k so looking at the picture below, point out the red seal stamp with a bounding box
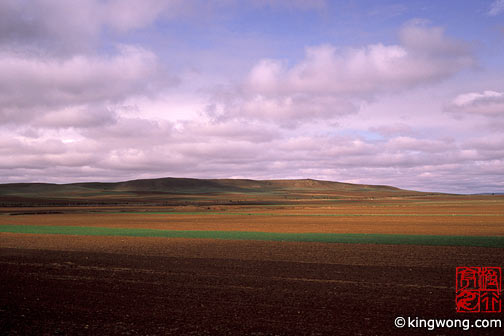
[456,266,501,313]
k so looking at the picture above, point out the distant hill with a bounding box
[0,177,431,206]
[474,193,504,195]
[1,177,403,194]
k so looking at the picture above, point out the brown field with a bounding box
[1,197,503,236]
[2,211,504,236]
[1,235,503,335]
[1,179,503,335]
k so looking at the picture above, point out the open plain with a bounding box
[4,1,504,334]
[1,178,503,335]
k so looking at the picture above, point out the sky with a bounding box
[0,0,503,193]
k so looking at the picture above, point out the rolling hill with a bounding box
[0,177,433,206]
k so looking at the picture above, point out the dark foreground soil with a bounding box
[1,238,503,335]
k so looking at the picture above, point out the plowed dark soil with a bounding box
[1,236,502,335]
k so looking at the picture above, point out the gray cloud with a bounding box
[0,0,324,55]
[0,1,177,130]
[0,45,174,128]
[0,0,182,53]
[0,0,101,53]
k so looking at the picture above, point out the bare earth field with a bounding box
[0,179,503,335]
[1,236,503,335]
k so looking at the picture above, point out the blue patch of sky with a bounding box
[406,0,504,67]
[100,0,503,75]
[333,129,385,142]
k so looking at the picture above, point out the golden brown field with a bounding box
[1,179,503,335]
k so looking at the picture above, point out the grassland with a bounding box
[1,177,503,335]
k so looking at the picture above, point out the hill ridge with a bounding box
[0,177,432,207]
[0,177,402,192]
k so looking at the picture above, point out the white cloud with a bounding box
[1,125,503,193]
[208,22,474,127]
[452,91,503,106]
[34,106,117,129]
[489,0,504,16]
[447,90,504,116]
[104,0,179,32]
[247,22,473,96]
[208,92,357,127]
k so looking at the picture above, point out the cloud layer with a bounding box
[247,23,473,96]
[207,22,474,127]
[0,1,502,194]
[0,46,171,126]
[447,90,504,116]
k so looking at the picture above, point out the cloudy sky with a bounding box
[1,0,503,193]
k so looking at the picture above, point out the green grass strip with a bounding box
[1,224,503,248]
